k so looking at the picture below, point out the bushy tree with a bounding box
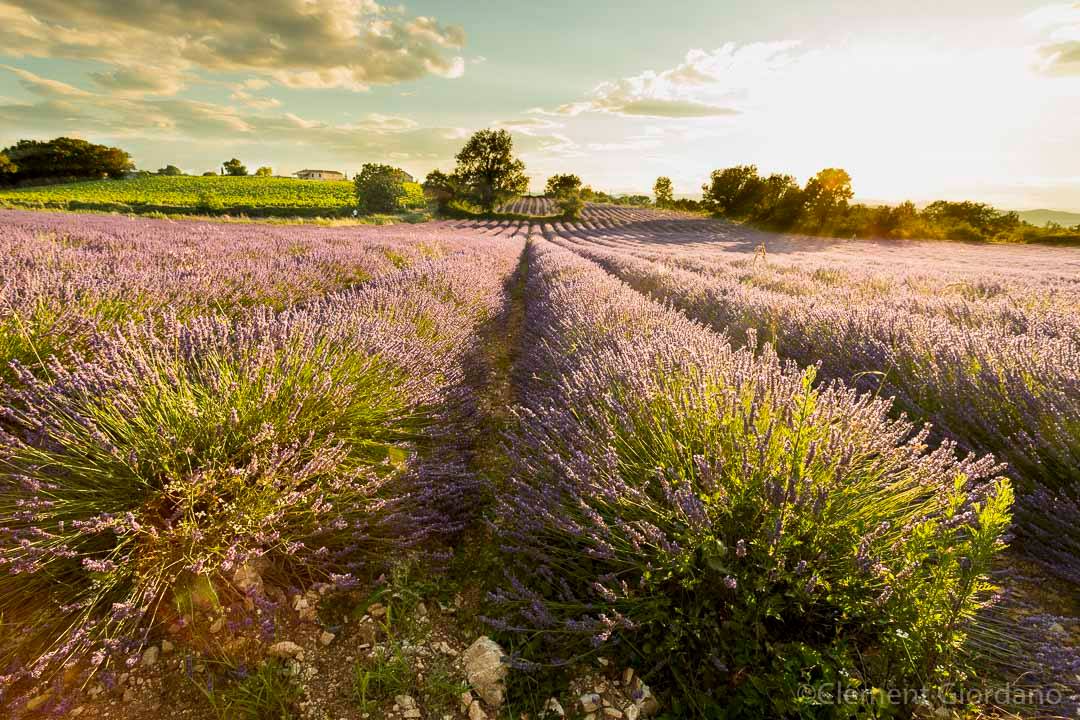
[803,167,853,228]
[451,129,528,212]
[222,159,247,176]
[202,171,218,177]
[422,169,458,210]
[354,163,408,214]
[653,176,674,207]
[1,137,133,182]
[703,165,765,217]
[545,173,582,198]
[255,166,273,177]
[157,165,183,176]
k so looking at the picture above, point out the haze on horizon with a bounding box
[0,0,1078,211]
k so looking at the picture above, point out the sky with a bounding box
[0,1,1078,210]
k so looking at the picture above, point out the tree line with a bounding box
[690,164,1079,244]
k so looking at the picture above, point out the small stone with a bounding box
[160,640,174,654]
[368,602,387,618]
[209,617,224,634]
[580,693,602,713]
[463,637,508,709]
[460,690,475,714]
[544,697,566,717]
[141,645,160,668]
[597,657,609,667]
[622,668,634,686]
[405,710,422,719]
[624,706,640,720]
[233,562,264,595]
[320,631,336,646]
[122,688,135,703]
[468,700,488,720]
[268,641,305,661]
[357,617,379,645]
[603,708,624,719]
[71,707,85,717]
[396,694,417,709]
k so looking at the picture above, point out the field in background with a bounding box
[0,175,424,217]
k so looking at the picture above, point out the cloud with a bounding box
[230,90,283,110]
[0,0,467,92]
[2,65,91,98]
[1026,3,1080,75]
[90,66,188,96]
[546,42,797,118]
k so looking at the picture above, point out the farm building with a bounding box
[295,169,346,181]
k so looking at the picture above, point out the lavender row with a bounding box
[0,236,523,711]
[0,210,493,386]
[552,235,1080,585]
[491,238,1011,715]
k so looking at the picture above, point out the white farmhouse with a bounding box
[294,169,346,181]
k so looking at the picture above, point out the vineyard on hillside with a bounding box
[0,176,425,216]
[0,206,1078,719]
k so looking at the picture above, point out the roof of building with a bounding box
[295,169,344,175]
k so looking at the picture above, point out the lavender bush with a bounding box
[0,238,520,707]
[493,240,1012,717]
[547,234,1080,587]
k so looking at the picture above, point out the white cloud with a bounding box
[1026,3,1080,75]
[0,0,467,93]
[547,42,798,118]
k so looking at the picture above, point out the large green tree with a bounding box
[545,173,582,198]
[222,158,248,176]
[803,168,854,227]
[157,165,183,176]
[355,163,409,214]
[1,137,132,182]
[451,129,528,212]
[254,166,273,177]
[653,176,674,207]
[0,153,16,178]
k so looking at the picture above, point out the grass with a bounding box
[197,660,301,720]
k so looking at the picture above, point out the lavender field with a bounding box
[1,207,1078,719]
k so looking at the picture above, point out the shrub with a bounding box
[196,191,224,213]
[493,242,1013,718]
[355,164,409,215]
[556,192,584,220]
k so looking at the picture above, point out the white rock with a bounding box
[468,700,488,720]
[625,705,640,720]
[319,631,336,646]
[141,645,159,668]
[268,641,305,660]
[462,637,508,709]
[580,693,602,713]
[603,708,623,718]
[544,697,566,717]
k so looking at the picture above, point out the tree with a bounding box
[255,166,273,177]
[1,137,133,183]
[653,176,674,207]
[222,158,247,176]
[202,171,218,177]
[422,169,457,210]
[157,165,183,176]
[545,173,582,198]
[354,163,408,214]
[803,168,853,228]
[0,153,16,178]
[451,129,528,212]
[703,165,764,217]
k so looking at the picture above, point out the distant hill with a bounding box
[1017,209,1080,227]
